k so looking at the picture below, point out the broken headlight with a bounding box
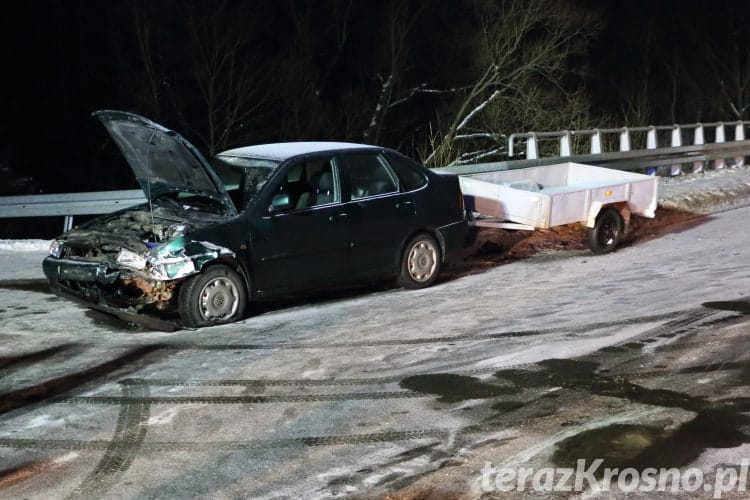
[49,240,65,258]
[116,248,147,270]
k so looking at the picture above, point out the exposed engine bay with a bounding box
[47,202,235,316]
[57,204,217,260]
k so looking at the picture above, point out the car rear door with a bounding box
[340,152,416,279]
[249,155,351,292]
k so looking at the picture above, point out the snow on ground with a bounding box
[3,168,750,498]
[659,163,750,213]
[0,239,51,252]
[0,240,50,280]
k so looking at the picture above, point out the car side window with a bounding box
[272,156,339,211]
[385,152,428,192]
[345,153,399,200]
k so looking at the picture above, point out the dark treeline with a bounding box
[2,0,750,195]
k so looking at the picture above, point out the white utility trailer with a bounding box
[458,162,658,253]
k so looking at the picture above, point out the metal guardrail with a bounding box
[2,120,750,232]
[0,189,146,231]
[441,138,750,175]
[506,121,749,172]
[442,121,750,176]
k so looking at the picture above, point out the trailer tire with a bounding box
[398,233,442,289]
[587,208,623,254]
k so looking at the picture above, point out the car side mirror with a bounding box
[269,193,292,214]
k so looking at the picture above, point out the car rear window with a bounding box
[385,153,428,191]
[346,154,399,200]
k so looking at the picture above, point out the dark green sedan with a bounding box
[43,111,468,328]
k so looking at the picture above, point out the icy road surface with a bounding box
[0,205,749,498]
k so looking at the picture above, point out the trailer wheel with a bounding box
[587,208,623,254]
[398,233,442,289]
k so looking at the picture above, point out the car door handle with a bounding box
[328,213,348,223]
[396,201,414,209]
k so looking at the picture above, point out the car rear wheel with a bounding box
[398,233,442,289]
[178,265,247,327]
[587,208,623,254]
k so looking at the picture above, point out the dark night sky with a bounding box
[1,0,748,197]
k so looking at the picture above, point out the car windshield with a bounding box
[212,156,280,211]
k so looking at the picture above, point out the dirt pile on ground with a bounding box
[444,206,701,280]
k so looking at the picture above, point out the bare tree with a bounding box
[127,1,272,154]
[702,18,750,120]
[131,1,162,119]
[272,0,371,140]
[617,11,656,127]
[362,1,425,144]
[422,0,600,166]
[634,6,750,125]
[181,2,272,155]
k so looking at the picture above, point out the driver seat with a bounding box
[297,170,334,208]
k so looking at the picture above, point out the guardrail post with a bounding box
[714,122,726,169]
[526,133,538,160]
[63,215,74,232]
[507,132,538,159]
[559,131,571,157]
[590,129,602,154]
[507,134,518,157]
[670,125,682,175]
[643,126,658,175]
[735,121,745,167]
[693,123,704,173]
[619,128,631,152]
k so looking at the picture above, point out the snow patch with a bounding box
[0,239,51,252]
[24,414,65,430]
[53,452,79,464]
[148,407,181,426]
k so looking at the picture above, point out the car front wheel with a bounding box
[178,265,247,327]
[398,233,442,289]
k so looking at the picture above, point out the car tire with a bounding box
[587,208,623,254]
[178,264,247,327]
[398,233,442,289]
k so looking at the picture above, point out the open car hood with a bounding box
[94,110,237,216]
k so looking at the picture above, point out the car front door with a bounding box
[341,152,415,279]
[249,155,350,293]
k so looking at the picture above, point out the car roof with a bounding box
[218,142,380,161]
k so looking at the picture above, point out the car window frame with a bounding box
[340,151,402,203]
[383,151,429,193]
[260,154,343,216]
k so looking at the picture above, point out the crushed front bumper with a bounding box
[43,257,180,331]
[43,257,120,286]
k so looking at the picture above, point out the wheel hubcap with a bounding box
[199,277,239,321]
[408,241,437,282]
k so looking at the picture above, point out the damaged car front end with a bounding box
[44,205,238,328]
[43,110,248,329]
